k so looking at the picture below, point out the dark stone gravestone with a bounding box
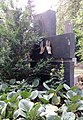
[34,10,56,36]
[32,10,75,87]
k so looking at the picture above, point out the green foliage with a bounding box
[56,0,83,61]
[0,1,44,81]
[0,80,83,120]
[73,1,83,61]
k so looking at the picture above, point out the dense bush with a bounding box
[0,1,44,81]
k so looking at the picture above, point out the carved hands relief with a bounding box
[39,40,52,55]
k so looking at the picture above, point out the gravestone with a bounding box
[32,10,75,87]
[34,10,56,37]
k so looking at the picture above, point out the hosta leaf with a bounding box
[1,104,7,117]
[0,84,8,91]
[21,91,31,99]
[43,82,50,90]
[29,90,38,100]
[13,109,26,119]
[19,99,34,112]
[7,92,19,103]
[9,79,16,85]
[32,79,39,87]
[77,100,83,105]
[70,86,78,91]
[51,95,60,105]
[70,95,81,102]
[37,106,45,115]
[46,104,58,112]
[49,89,55,93]
[76,117,83,120]
[46,115,55,120]
[67,103,78,112]
[77,105,83,110]
[66,90,77,99]
[48,93,54,99]
[55,115,61,120]
[64,84,70,90]
[29,103,41,119]
[0,101,6,107]
[7,91,16,100]
[62,112,75,120]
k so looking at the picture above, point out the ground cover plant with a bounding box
[0,79,83,120]
[0,1,83,120]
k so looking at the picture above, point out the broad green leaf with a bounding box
[67,103,78,112]
[55,115,61,120]
[19,99,34,112]
[49,89,55,93]
[0,93,7,101]
[13,109,26,119]
[7,92,19,103]
[29,103,40,119]
[55,84,63,92]
[21,91,30,99]
[70,95,81,102]
[7,91,16,100]
[70,86,78,91]
[40,98,49,104]
[29,90,38,100]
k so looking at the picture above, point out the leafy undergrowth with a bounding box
[0,79,83,120]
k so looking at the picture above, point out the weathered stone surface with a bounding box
[49,33,75,58]
[34,10,56,36]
